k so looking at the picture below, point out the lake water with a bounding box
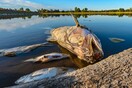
[0,15,132,87]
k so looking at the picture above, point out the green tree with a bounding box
[74,7,81,12]
[25,8,30,12]
[84,8,88,11]
[82,8,88,12]
[75,7,78,12]
[50,9,53,12]
[126,8,132,12]
[119,8,125,12]
[19,7,24,11]
[130,8,132,11]
[54,9,60,12]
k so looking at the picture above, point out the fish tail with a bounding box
[70,12,80,27]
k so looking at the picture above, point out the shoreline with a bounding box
[1,12,132,15]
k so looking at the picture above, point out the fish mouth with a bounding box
[72,33,104,63]
[82,34,104,62]
[92,40,104,60]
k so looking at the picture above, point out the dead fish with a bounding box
[24,53,69,63]
[0,42,50,57]
[15,67,75,84]
[83,19,91,21]
[109,38,125,43]
[48,14,104,63]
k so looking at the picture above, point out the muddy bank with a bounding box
[9,48,132,88]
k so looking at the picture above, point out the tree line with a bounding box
[1,7,132,14]
[37,7,132,13]
[0,7,38,16]
[0,7,32,12]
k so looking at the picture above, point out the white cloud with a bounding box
[0,0,44,10]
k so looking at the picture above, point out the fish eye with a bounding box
[43,55,48,58]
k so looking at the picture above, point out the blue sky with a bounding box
[0,0,132,10]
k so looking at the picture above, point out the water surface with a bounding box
[0,15,132,87]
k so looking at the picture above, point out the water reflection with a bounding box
[58,45,88,68]
[38,14,132,18]
[0,17,42,31]
[0,16,56,31]
[0,15,34,20]
[0,13,132,20]
[0,14,132,87]
[0,14,131,55]
[47,40,88,68]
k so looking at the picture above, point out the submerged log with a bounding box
[9,48,132,88]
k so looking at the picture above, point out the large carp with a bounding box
[48,14,104,63]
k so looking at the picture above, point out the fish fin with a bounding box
[47,37,56,42]
[41,42,53,46]
[70,13,80,27]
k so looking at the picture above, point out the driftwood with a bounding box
[9,48,132,88]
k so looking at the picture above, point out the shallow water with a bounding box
[0,15,132,87]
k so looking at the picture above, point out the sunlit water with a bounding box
[0,15,132,87]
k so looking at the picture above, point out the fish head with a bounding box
[83,33,104,63]
[69,27,104,63]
